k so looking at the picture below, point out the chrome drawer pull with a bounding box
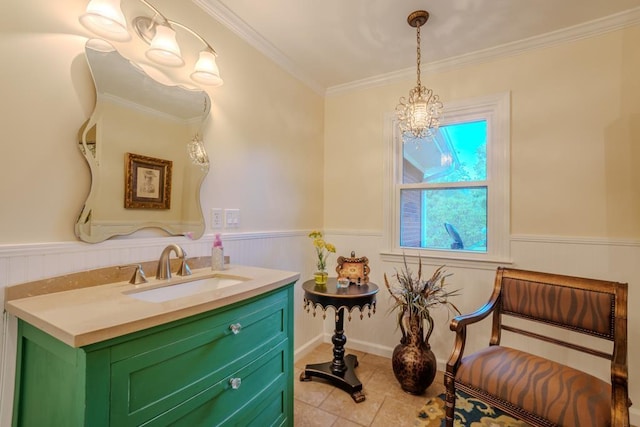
[229,323,242,335]
[229,377,242,389]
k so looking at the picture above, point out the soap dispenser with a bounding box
[211,234,224,270]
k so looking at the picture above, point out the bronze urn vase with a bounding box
[384,260,459,396]
[392,310,437,395]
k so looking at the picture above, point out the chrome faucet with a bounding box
[156,244,192,280]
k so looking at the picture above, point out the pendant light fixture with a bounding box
[395,10,443,140]
[187,134,210,170]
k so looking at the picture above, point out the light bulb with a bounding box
[411,99,429,129]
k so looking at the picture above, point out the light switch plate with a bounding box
[224,209,240,228]
[211,208,223,229]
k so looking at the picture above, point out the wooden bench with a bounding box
[445,267,630,427]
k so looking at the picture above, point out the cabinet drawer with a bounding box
[110,290,289,426]
[144,340,288,426]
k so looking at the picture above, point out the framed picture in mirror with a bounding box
[125,153,172,209]
[336,251,370,284]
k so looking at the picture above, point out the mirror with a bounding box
[75,40,210,243]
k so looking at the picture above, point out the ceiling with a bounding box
[196,0,640,93]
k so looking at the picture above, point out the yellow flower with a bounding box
[309,231,335,271]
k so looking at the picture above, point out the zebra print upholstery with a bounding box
[444,268,629,427]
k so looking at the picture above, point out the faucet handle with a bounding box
[176,248,191,276]
[177,259,191,276]
[119,264,148,285]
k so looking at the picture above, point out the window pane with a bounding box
[402,120,487,184]
[400,187,487,252]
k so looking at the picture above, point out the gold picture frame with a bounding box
[124,153,172,209]
[336,251,370,284]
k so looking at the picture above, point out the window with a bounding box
[384,92,510,264]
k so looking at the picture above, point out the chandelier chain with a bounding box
[416,25,421,88]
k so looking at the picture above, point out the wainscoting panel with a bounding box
[1,232,638,425]
[0,231,319,426]
[323,230,639,425]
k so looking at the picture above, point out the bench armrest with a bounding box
[446,285,501,377]
[449,299,497,332]
[611,320,630,426]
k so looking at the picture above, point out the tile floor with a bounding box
[294,343,445,427]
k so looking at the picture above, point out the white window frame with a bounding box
[383,92,511,266]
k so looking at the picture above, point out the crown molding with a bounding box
[193,0,325,95]
[192,2,640,97]
[327,6,640,96]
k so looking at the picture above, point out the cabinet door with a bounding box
[12,321,112,427]
[110,289,289,426]
[12,322,87,427]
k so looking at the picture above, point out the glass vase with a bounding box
[314,270,328,285]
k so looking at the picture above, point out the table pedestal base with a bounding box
[300,354,365,403]
[300,280,379,404]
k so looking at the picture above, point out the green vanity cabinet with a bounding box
[12,284,294,427]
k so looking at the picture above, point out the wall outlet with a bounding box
[224,209,240,228]
[211,208,223,229]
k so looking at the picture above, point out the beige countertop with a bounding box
[5,265,300,348]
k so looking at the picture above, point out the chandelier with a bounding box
[187,134,210,170]
[395,10,443,140]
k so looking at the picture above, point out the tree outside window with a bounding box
[401,121,487,251]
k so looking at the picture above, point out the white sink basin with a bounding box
[126,275,249,303]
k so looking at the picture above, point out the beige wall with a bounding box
[321,26,640,421]
[325,26,640,239]
[1,2,639,421]
[3,2,636,243]
[0,0,324,243]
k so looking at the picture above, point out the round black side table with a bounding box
[299,278,378,403]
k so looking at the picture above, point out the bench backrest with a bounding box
[491,268,627,359]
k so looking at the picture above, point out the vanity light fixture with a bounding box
[79,0,223,86]
[395,10,442,140]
